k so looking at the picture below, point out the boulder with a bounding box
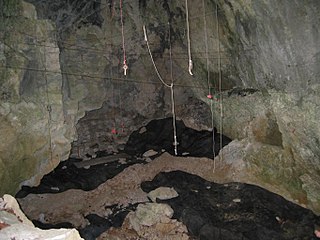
[148,187,179,202]
[0,194,83,240]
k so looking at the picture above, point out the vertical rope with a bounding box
[143,24,178,156]
[120,0,128,75]
[185,0,193,75]
[110,11,117,135]
[111,78,117,134]
[119,79,125,133]
[216,3,223,161]
[42,40,53,162]
[202,0,210,97]
[202,0,216,171]
[110,0,115,18]
[168,22,179,156]
[171,85,178,155]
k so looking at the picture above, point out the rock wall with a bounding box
[207,0,320,213]
[0,0,319,213]
[0,1,70,194]
[0,0,214,194]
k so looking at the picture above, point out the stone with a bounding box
[0,210,21,226]
[1,194,33,226]
[118,158,127,164]
[0,194,83,240]
[21,0,37,19]
[139,127,147,134]
[148,187,179,202]
[124,203,189,240]
[0,224,83,240]
[129,203,174,228]
[142,149,158,158]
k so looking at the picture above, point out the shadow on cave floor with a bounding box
[124,117,231,158]
[16,117,231,197]
[140,171,320,240]
[19,171,320,240]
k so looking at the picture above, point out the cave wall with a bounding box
[0,1,70,193]
[0,0,320,213]
[0,0,216,194]
[208,0,320,212]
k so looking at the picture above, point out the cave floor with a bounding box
[16,152,320,240]
[16,119,320,240]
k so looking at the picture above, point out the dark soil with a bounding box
[15,155,144,198]
[125,117,231,158]
[16,118,230,197]
[141,171,320,240]
[16,118,319,240]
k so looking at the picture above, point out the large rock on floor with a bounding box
[0,194,83,240]
[99,203,189,240]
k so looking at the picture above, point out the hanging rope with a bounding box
[42,41,53,162]
[110,0,115,18]
[171,84,178,155]
[110,9,117,135]
[120,0,128,75]
[168,22,179,156]
[216,3,224,162]
[143,25,172,88]
[143,24,178,155]
[202,0,216,171]
[118,80,125,133]
[185,0,193,75]
[111,76,117,135]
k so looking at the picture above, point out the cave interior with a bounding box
[0,0,320,239]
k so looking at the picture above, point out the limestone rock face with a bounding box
[0,0,212,193]
[0,0,70,194]
[203,0,320,212]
